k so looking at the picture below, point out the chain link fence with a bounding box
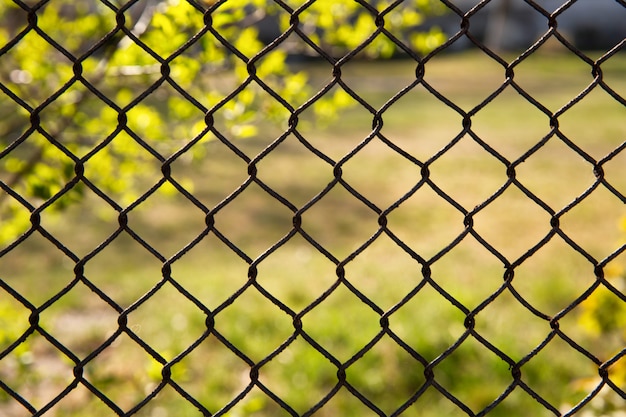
[1,0,625,416]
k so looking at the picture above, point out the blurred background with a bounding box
[0,1,625,416]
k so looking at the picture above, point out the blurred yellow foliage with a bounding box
[574,216,626,410]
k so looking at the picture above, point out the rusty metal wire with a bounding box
[0,0,625,416]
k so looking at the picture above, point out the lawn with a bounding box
[1,49,625,417]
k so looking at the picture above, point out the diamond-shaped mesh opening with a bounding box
[167,334,252,413]
[38,282,118,359]
[520,336,600,409]
[294,106,372,165]
[512,48,594,113]
[257,336,338,414]
[0,30,74,107]
[125,282,207,359]
[0,232,74,307]
[429,234,504,309]
[210,85,292,144]
[300,284,381,362]
[211,182,294,259]
[210,3,277,55]
[473,290,551,361]
[35,1,117,57]
[290,0,377,55]
[106,36,163,80]
[82,333,159,413]
[472,185,552,262]
[378,1,448,48]
[256,235,337,312]
[423,49,506,111]
[299,183,380,260]
[82,232,164,308]
[480,0,550,52]
[339,138,423,209]
[511,237,596,316]
[125,86,207,158]
[470,85,551,161]
[105,60,163,108]
[558,186,624,261]
[339,59,412,112]
[0,132,75,203]
[37,86,118,160]
[38,188,120,259]
[345,335,426,415]
[167,137,248,209]
[433,336,513,414]
[253,51,315,110]
[387,284,467,363]
[2,2,625,416]
[82,131,164,207]
[213,287,294,362]
[134,0,204,59]
[168,234,249,310]
[557,86,626,160]
[0,332,75,411]
[377,82,464,160]
[123,185,207,258]
[514,136,597,210]
[254,135,335,208]
[304,83,374,136]
[428,133,505,210]
[386,185,465,260]
[560,280,626,361]
[344,234,421,310]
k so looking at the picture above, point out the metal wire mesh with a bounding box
[1,0,625,416]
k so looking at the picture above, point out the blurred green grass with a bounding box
[1,50,625,416]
